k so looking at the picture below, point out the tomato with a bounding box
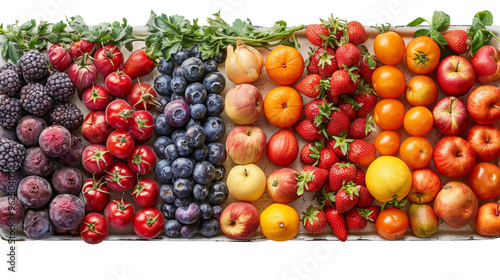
[399,136,433,169]
[70,39,96,59]
[371,65,406,99]
[468,162,500,199]
[376,208,409,240]
[131,178,160,208]
[374,130,401,156]
[406,36,441,74]
[104,198,135,230]
[106,130,135,159]
[105,70,133,97]
[47,44,72,72]
[105,99,134,130]
[403,106,433,136]
[82,176,111,213]
[93,45,124,78]
[373,99,405,130]
[129,110,155,142]
[127,82,158,111]
[82,111,114,144]
[82,85,112,112]
[127,145,156,175]
[133,207,165,239]
[80,213,109,244]
[82,144,113,174]
[105,162,137,193]
[373,31,405,65]
[405,75,438,107]
[123,49,155,80]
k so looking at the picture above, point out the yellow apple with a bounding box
[227,164,266,201]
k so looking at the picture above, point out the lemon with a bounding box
[365,156,412,202]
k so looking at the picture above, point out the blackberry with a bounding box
[0,138,26,172]
[0,95,21,129]
[18,50,49,82]
[0,63,23,80]
[49,103,83,131]
[46,72,75,103]
[0,69,23,96]
[20,83,53,116]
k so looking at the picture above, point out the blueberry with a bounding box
[199,201,213,219]
[175,202,200,224]
[172,129,187,142]
[212,205,222,219]
[170,76,187,94]
[170,93,186,102]
[205,94,225,116]
[214,49,227,64]
[174,137,193,157]
[207,182,229,205]
[154,114,174,136]
[153,136,173,158]
[174,196,193,208]
[157,58,175,75]
[164,100,190,128]
[156,96,171,114]
[203,72,226,94]
[190,103,207,120]
[164,219,182,238]
[155,159,174,183]
[192,145,208,162]
[206,142,227,166]
[203,59,218,74]
[193,184,209,201]
[185,118,202,129]
[181,57,205,82]
[161,203,177,219]
[154,75,172,96]
[186,156,198,167]
[165,144,179,161]
[23,209,54,240]
[193,161,216,185]
[181,223,199,238]
[185,124,206,148]
[173,178,194,199]
[214,166,226,181]
[171,157,194,178]
[185,82,207,104]
[159,184,176,203]
[199,218,220,237]
[172,48,191,65]
[203,116,225,142]
[172,66,183,78]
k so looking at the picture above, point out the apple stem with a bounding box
[449,97,455,114]
[496,201,500,217]
[493,104,500,111]
[244,169,248,177]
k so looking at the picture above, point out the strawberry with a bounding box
[358,46,379,84]
[293,119,324,142]
[329,66,360,99]
[347,21,368,46]
[306,24,329,47]
[304,98,332,125]
[317,48,338,79]
[444,30,469,54]
[354,166,365,186]
[317,148,339,170]
[347,116,375,139]
[325,206,348,242]
[300,141,322,166]
[345,207,370,231]
[348,139,376,167]
[325,132,352,160]
[306,48,320,74]
[365,205,381,223]
[335,182,360,213]
[356,185,374,207]
[296,165,329,195]
[336,43,361,69]
[302,206,327,234]
[325,110,350,137]
[296,74,331,99]
[339,95,360,121]
[328,162,356,192]
[353,85,377,118]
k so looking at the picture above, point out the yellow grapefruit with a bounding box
[365,156,412,203]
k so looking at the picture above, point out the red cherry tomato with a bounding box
[82,176,111,213]
[104,198,135,230]
[105,162,137,193]
[106,130,135,159]
[105,99,134,130]
[82,144,113,174]
[129,110,155,142]
[105,70,133,97]
[127,145,156,175]
[133,207,164,239]
[376,208,409,240]
[80,213,109,244]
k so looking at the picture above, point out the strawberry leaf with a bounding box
[407,17,428,26]
[431,11,450,32]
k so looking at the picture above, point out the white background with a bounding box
[1,0,499,279]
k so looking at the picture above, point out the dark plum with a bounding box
[181,57,205,82]
[174,196,193,208]
[23,209,54,240]
[214,166,226,181]
[56,135,83,167]
[172,48,191,65]
[203,116,225,142]
[173,177,193,199]
[189,44,203,60]
[153,136,173,158]
[164,219,182,238]
[175,136,193,157]
[193,161,216,185]
[0,197,24,229]
[203,59,218,74]
[190,103,207,120]
[206,142,227,166]
[49,194,85,229]
[165,144,179,161]
[156,96,170,114]
[38,125,72,157]
[199,217,220,237]
[212,205,222,219]
[154,75,172,96]
[175,202,200,224]
[185,124,205,148]
[214,49,227,64]
[193,184,209,201]
[157,58,175,75]
[159,184,176,203]
[161,203,177,219]
[192,145,208,162]
[164,100,190,128]
[171,129,186,142]
[171,157,194,178]
[181,223,199,238]
[0,126,18,141]
[16,115,47,146]
[205,94,225,116]
[17,175,52,208]
[170,76,187,94]
[199,201,213,219]
[185,82,207,104]
[203,72,226,94]
[52,167,83,195]
[207,182,229,205]
[0,169,22,196]
[154,114,174,136]
[22,146,54,177]
[155,159,174,183]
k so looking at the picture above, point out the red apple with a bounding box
[407,168,442,204]
[225,84,263,125]
[434,181,478,229]
[466,124,500,162]
[432,97,469,136]
[220,202,260,240]
[226,125,267,164]
[436,55,476,96]
[476,202,500,236]
[81,111,114,144]
[470,45,500,83]
[433,136,476,178]
[267,128,299,167]
[467,85,500,125]
[267,168,299,203]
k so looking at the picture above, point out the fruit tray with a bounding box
[1,25,499,242]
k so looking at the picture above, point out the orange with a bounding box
[264,86,303,127]
[405,75,438,107]
[399,136,433,169]
[374,130,401,156]
[373,31,406,66]
[260,203,300,241]
[372,65,406,99]
[373,99,405,130]
[403,106,433,136]
[265,46,304,85]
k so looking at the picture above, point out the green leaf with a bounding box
[431,11,450,31]
[475,10,493,25]
[18,19,36,32]
[407,17,427,26]
[414,29,430,38]
[430,29,448,45]
[470,31,485,55]
[275,20,287,27]
[51,21,67,33]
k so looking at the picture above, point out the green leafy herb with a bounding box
[468,10,500,55]
[407,11,450,46]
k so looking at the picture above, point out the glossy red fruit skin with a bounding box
[267,128,299,167]
[131,178,159,208]
[81,144,113,174]
[82,111,114,144]
[133,207,165,239]
[105,162,137,193]
[106,130,135,159]
[127,83,158,111]
[104,199,135,229]
[105,99,135,130]
[68,56,98,92]
[129,110,155,142]
[80,213,109,244]
[93,45,124,78]
[127,145,156,175]
[70,39,96,60]
[82,85,112,111]
[82,177,111,213]
[47,44,72,72]
[123,50,155,79]
[105,70,133,97]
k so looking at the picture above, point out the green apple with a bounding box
[408,203,439,238]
